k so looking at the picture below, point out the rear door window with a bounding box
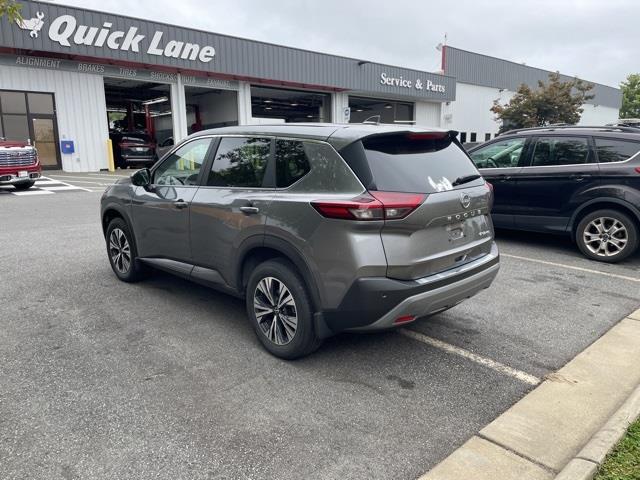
[530,136,591,166]
[359,133,483,193]
[594,138,640,163]
[275,139,311,188]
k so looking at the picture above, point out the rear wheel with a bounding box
[106,218,146,282]
[246,259,321,359]
[14,181,35,191]
[576,209,638,263]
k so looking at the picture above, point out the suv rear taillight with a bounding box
[311,191,426,221]
[485,181,494,209]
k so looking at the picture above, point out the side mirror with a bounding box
[131,168,151,187]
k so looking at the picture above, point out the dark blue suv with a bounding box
[468,125,640,262]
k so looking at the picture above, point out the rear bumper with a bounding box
[319,242,499,334]
[121,155,155,163]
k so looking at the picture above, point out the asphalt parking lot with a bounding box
[1,177,639,480]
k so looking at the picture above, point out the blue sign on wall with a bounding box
[60,140,74,154]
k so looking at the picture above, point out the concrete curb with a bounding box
[420,308,640,480]
[554,382,640,480]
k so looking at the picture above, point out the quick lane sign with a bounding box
[15,11,216,63]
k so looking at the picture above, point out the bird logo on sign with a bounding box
[16,12,45,38]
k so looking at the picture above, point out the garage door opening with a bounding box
[349,97,414,124]
[251,86,331,123]
[185,86,238,134]
[104,77,173,169]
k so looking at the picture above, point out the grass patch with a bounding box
[595,417,640,480]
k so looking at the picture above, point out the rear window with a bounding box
[355,133,482,193]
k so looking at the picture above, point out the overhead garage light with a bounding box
[264,99,273,103]
[290,103,299,106]
[142,96,169,105]
[384,104,393,109]
[265,107,273,110]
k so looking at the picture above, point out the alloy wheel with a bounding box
[583,217,628,258]
[109,228,132,274]
[253,277,298,345]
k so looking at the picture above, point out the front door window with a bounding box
[470,137,527,169]
[154,138,211,186]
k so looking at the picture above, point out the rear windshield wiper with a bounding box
[452,174,482,186]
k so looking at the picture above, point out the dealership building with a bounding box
[0,0,622,172]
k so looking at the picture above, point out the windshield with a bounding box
[358,133,484,193]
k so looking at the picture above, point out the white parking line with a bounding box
[501,253,640,283]
[47,178,113,185]
[47,174,118,183]
[39,177,92,192]
[12,189,54,196]
[399,329,541,385]
[39,185,87,191]
[87,172,130,178]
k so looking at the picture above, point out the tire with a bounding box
[105,217,146,282]
[576,209,639,263]
[14,181,35,191]
[246,259,322,359]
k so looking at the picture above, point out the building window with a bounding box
[470,132,477,142]
[0,89,60,168]
[251,85,330,123]
[348,97,414,124]
[485,133,491,141]
[459,132,467,143]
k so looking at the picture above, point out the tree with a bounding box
[0,0,22,22]
[491,72,595,131]
[620,74,640,119]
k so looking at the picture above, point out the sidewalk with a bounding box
[420,308,640,480]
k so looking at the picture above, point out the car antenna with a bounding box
[363,115,381,125]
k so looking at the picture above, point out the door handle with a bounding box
[173,200,189,209]
[569,174,590,181]
[240,206,260,214]
[494,174,511,181]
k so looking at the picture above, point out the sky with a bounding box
[56,0,637,88]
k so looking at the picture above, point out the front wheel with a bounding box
[576,209,639,263]
[14,181,35,191]
[106,218,146,282]
[246,259,321,359]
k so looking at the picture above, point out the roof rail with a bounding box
[501,124,640,135]
[606,122,640,129]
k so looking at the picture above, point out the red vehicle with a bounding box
[0,140,42,190]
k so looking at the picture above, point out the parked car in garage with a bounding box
[101,124,499,358]
[109,131,157,168]
[468,125,640,262]
[0,139,41,190]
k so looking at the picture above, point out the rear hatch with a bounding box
[340,131,494,280]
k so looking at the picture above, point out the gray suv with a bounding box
[101,124,499,358]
